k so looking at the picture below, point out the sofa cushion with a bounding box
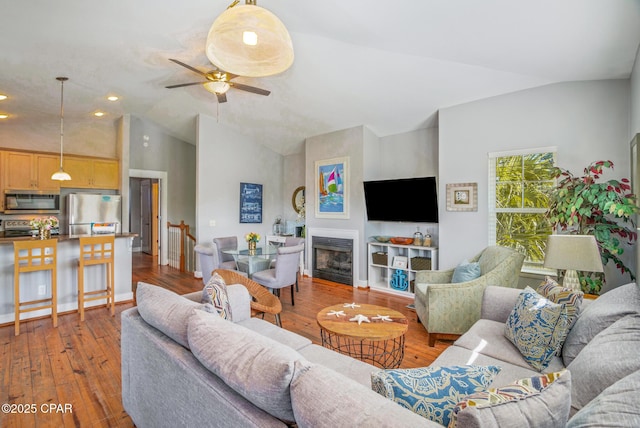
[135,281,201,348]
[454,320,565,374]
[567,369,640,428]
[297,344,375,388]
[537,276,583,329]
[371,365,501,426]
[201,271,233,320]
[452,260,481,283]
[566,313,640,413]
[504,287,569,371]
[562,282,640,366]
[290,361,437,428]
[450,370,571,428]
[187,310,305,422]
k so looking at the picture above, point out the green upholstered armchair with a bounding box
[414,246,525,346]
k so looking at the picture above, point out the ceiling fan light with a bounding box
[204,81,231,94]
[206,4,294,77]
[243,31,258,46]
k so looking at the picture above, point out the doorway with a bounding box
[130,177,159,257]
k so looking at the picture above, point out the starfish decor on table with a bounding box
[372,314,393,322]
[343,302,361,309]
[327,310,346,317]
[349,314,370,325]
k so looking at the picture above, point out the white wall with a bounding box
[196,114,284,247]
[439,80,631,289]
[283,151,306,233]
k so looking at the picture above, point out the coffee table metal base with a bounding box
[319,328,405,369]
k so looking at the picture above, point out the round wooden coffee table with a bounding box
[317,303,408,368]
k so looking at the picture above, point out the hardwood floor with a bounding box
[1,253,450,427]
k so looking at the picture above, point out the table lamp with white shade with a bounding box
[543,235,604,291]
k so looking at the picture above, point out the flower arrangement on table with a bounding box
[245,232,261,243]
[30,216,59,230]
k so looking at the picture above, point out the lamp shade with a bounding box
[543,235,604,272]
[204,81,231,94]
[543,235,604,291]
[205,4,294,77]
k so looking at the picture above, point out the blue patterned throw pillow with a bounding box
[371,365,501,426]
[201,272,233,320]
[504,287,569,371]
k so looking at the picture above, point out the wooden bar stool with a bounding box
[13,239,58,336]
[78,235,115,321]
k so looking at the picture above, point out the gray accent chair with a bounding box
[252,243,304,306]
[270,236,305,291]
[213,236,239,270]
[195,243,247,285]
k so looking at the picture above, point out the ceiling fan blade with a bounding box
[230,82,271,96]
[166,81,210,89]
[216,92,228,103]
[169,59,208,77]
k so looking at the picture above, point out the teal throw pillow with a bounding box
[504,287,569,371]
[371,365,501,426]
[451,260,481,283]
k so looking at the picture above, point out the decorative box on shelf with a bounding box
[411,257,431,270]
[372,252,388,265]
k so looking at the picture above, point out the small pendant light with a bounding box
[51,76,72,181]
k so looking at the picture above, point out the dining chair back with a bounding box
[252,243,304,306]
[213,236,238,270]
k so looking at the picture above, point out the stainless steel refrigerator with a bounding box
[67,193,122,235]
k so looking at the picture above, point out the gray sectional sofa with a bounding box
[121,281,640,427]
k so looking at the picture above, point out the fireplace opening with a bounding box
[312,236,353,285]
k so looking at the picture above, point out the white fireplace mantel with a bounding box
[306,228,363,288]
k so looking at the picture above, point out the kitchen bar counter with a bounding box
[0,233,135,325]
[0,232,137,244]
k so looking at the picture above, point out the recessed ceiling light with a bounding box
[0,95,7,101]
[0,114,9,119]
[94,111,105,117]
[106,95,119,101]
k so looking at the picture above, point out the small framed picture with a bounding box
[446,182,478,212]
[392,256,408,269]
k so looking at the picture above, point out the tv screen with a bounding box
[363,176,438,223]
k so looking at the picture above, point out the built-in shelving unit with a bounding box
[367,242,438,297]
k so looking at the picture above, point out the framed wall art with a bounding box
[446,182,478,211]
[239,182,263,223]
[315,156,349,219]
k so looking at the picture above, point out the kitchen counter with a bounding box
[0,232,137,244]
[0,233,135,325]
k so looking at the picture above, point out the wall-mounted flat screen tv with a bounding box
[363,176,438,223]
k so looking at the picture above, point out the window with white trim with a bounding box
[488,148,556,272]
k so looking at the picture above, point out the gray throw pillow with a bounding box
[188,310,303,422]
[567,370,640,428]
[135,281,201,348]
[450,370,571,428]
[562,282,640,366]
[567,314,640,413]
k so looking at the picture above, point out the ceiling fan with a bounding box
[165,58,270,103]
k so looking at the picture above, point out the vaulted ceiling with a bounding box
[1,0,639,157]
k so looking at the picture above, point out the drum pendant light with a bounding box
[205,0,294,77]
[51,77,72,181]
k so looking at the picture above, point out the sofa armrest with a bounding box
[481,286,522,323]
[182,285,251,322]
[415,269,455,284]
[226,284,251,322]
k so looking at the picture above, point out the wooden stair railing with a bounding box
[167,220,196,272]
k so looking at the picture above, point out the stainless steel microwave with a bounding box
[4,190,61,214]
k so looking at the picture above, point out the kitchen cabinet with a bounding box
[61,157,119,189]
[2,151,61,191]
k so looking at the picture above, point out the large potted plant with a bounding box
[546,160,638,294]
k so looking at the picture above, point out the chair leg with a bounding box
[295,273,299,292]
[275,313,282,327]
[290,285,294,306]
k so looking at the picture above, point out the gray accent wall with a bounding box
[439,79,632,291]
